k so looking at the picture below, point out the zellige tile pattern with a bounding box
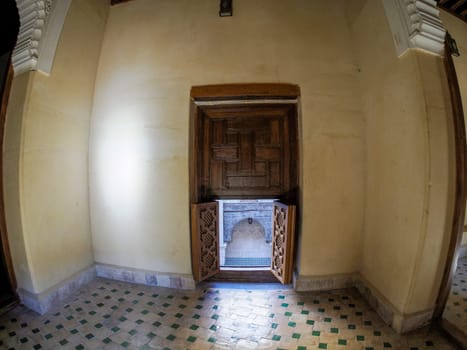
[0,278,458,349]
[443,256,467,338]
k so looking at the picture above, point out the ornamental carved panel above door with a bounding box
[194,104,298,201]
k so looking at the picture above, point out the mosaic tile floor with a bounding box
[443,255,467,340]
[0,278,458,350]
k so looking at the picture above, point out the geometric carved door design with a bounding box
[191,202,220,282]
[190,84,301,284]
[196,104,298,201]
[271,201,296,284]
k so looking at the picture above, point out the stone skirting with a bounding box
[295,272,434,334]
[16,265,433,333]
[354,275,433,333]
[17,264,196,315]
[18,265,96,315]
[95,263,195,290]
[294,273,356,292]
[353,275,396,326]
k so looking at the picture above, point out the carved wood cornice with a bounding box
[382,0,446,56]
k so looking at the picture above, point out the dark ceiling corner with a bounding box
[0,0,20,56]
[437,0,467,22]
[111,0,135,6]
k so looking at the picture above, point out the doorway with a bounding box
[219,199,275,269]
[189,83,300,285]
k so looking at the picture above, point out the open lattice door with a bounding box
[191,202,220,282]
[271,202,296,284]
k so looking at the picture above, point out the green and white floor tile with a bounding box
[0,278,459,349]
[443,256,467,341]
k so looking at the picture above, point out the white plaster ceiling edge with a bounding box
[12,0,72,76]
[382,0,446,57]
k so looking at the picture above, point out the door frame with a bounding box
[189,83,301,282]
[0,58,18,305]
[433,41,466,320]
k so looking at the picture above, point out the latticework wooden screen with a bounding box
[271,202,296,284]
[191,202,220,282]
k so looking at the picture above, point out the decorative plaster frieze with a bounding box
[12,0,48,74]
[12,0,71,76]
[382,0,446,57]
[44,0,54,15]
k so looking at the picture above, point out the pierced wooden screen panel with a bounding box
[271,202,296,284]
[191,202,220,282]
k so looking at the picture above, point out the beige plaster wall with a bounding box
[4,0,109,294]
[349,0,454,317]
[90,0,365,277]
[4,73,34,292]
[439,11,467,248]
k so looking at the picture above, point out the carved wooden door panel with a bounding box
[271,201,296,284]
[196,104,298,201]
[191,202,220,282]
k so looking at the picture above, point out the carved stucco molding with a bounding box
[12,0,71,76]
[382,0,446,57]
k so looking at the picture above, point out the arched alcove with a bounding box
[224,218,271,267]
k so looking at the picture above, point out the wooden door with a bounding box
[195,104,298,202]
[191,202,220,282]
[189,84,300,284]
[271,202,296,284]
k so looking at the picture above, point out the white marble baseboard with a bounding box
[394,309,433,333]
[95,263,195,290]
[18,265,96,315]
[355,274,433,333]
[294,273,356,292]
[354,275,396,326]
